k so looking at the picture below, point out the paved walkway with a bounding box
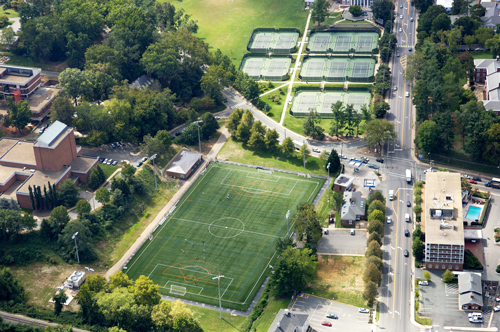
[105,127,230,279]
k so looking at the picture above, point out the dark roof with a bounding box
[268,309,309,332]
[458,273,482,295]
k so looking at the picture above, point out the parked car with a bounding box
[103,158,109,164]
[397,52,400,57]
[326,313,338,319]
[321,321,332,326]
[386,217,392,224]
[106,159,112,165]
[404,250,409,257]
[136,161,143,167]
[111,143,117,148]
[418,280,429,286]
[111,160,118,166]
[407,201,411,207]
[494,306,500,312]
[359,308,370,313]
[472,176,482,181]
[362,157,370,163]
[312,148,320,153]
[141,157,148,162]
[376,158,384,163]
[350,229,355,235]
[339,154,347,159]
[175,132,181,136]
[368,164,379,169]
[469,317,483,323]
[98,157,105,163]
[468,179,477,184]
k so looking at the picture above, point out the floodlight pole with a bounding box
[72,232,80,264]
[212,275,225,319]
[150,154,158,191]
[327,163,331,207]
[303,140,306,169]
[196,121,201,153]
[286,210,290,237]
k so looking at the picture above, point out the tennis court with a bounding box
[291,90,371,118]
[240,56,292,81]
[300,57,375,82]
[123,163,325,310]
[307,31,379,54]
[248,30,300,53]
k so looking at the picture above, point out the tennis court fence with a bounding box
[247,28,301,54]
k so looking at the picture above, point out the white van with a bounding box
[389,190,394,201]
[405,213,410,222]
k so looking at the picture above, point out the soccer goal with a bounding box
[170,285,187,296]
[257,168,273,175]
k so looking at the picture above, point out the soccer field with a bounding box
[124,163,325,310]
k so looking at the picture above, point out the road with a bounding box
[377,1,420,332]
[0,310,89,332]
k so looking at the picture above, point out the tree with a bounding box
[343,104,358,136]
[363,262,382,285]
[363,281,378,306]
[247,121,266,150]
[372,0,395,22]
[367,220,384,236]
[95,187,110,205]
[178,123,199,146]
[58,179,79,208]
[0,267,24,303]
[298,143,311,159]
[4,97,31,132]
[87,168,103,191]
[200,65,231,104]
[0,209,36,242]
[129,275,161,307]
[412,224,425,242]
[432,13,451,34]
[275,237,295,255]
[264,128,280,151]
[364,119,397,153]
[76,199,91,219]
[282,137,295,155]
[367,191,385,206]
[474,27,494,45]
[97,287,136,328]
[53,289,68,316]
[374,64,391,96]
[366,240,383,259]
[311,0,330,26]
[332,191,344,212]
[442,269,455,283]
[373,101,390,119]
[294,202,322,243]
[122,164,136,181]
[418,5,447,34]
[269,247,317,297]
[365,256,383,271]
[58,68,92,105]
[484,123,500,163]
[50,97,75,126]
[368,210,385,224]
[454,16,480,37]
[349,5,362,17]
[367,232,382,246]
[471,4,486,19]
[368,200,385,216]
[201,112,219,140]
[151,299,202,332]
[49,206,70,237]
[423,271,431,282]
[76,275,107,324]
[330,101,345,138]
[110,271,133,290]
[416,120,441,152]
[58,220,97,263]
[227,109,243,136]
[142,130,172,156]
[412,238,424,262]
[451,0,467,14]
[303,109,324,139]
[326,150,341,175]
[0,26,16,45]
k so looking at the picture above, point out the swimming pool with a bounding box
[466,206,482,221]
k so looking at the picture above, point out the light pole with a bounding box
[302,140,306,169]
[85,191,95,211]
[196,121,201,153]
[327,163,331,207]
[286,210,290,237]
[85,267,94,275]
[212,275,225,319]
[72,232,80,264]
[150,154,158,191]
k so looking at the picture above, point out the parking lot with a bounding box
[317,229,367,256]
[290,294,371,332]
[82,142,145,167]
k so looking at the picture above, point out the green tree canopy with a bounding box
[58,179,79,208]
[76,199,91,218]
[282,137,295,155]
[367,220,384,236]
[367,232,382,246]
[368,200,386,216]
[368,210,385,224]
[412,238,424,262]
[442,269,455,283]
[349,5,362,17]
[129,275,161,307]
[4,97,31,132]
[294,202,322,244]
[326,149,341,174]
[311,0,330,26]
[366,240,383,259]
[0,267,24,303]
[367,191,385,206]
[364,119,397,153]
[363,262,382,285]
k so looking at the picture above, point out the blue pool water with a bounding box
[466,206,482,221]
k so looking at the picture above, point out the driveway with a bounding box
[290,294,371,332]
[317,229,367,256]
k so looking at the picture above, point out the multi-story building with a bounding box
[424,172,465,271]
[474,58,500,115]
[0,120,97,209]
[0,65,59,121]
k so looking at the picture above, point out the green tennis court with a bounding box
[248,30,299,53]
[290,90,371,118]
[300,57,375,82]
[123,163,325,310]
[307,31,379,54]
[240,56,292,81]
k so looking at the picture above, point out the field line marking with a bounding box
[221,278,233,299]
[242,250,277,305]
[245,172,280,182]
[288,179,299,195]
[173,217,280,238]
[220,169,232,186]
[149,264,159,278]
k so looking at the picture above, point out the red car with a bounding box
[321,321,332,326]
[468,179,477,184]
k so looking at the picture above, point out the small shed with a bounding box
[165,150,203,179]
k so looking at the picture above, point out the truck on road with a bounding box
[485,178,500,189]
[406,169,412,183]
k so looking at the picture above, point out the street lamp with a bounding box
[212,274,225,319]
[72,232,80,264]
[85,191,95,211]
[85,267,94,275]
[195,121,201,153]
[150,154,158,192]
[286,210,290,237]
[327,163,331,207]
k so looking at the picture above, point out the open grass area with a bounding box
[259,86,287,123]
[164,0,308,64]
[189,304,247,332]
[252,297,290,332]
[218,137,328,176]
[124,162,325,310]
[0,8,19,18]
[306,255,366,307]
[98,164,119,180]
[470,51,492,59]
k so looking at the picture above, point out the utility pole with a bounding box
[72,232,80,264]
[212,275,225,319]
[150,154,158,191]
[196,121,201,153]
[327,163,331,207]
[303,140,306,169]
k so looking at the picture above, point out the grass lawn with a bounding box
[124,162,325,310]
[306,255,367,308]
[218,137,328,176]
[252,297,290,332]
[470,51,492,59]
[190,305,247,332]
[259,86,287,123]
[98,164,119,180]
[2,53,68,72]
[164,0,308,65]
[0,8,18,18]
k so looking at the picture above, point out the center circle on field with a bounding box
[208,217,245,239]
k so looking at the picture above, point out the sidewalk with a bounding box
[105,127,230,279]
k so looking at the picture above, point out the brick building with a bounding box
[424,172,465,271]
[0,65,59,121]
[0,121,97,208]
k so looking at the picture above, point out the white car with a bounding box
[410,17,414,22]
[359,308,370,313]
[400,15,403,19]
[312,148,320,153]
[418,280,429,286]
[405,91,410,97]
[494,306,500,312]
[399,28,402,32]
[386,217,392,224]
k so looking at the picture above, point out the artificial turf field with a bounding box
[124,162,325,310]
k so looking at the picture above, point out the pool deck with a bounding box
[463,201,485,223]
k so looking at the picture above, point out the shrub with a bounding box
[496,265,500,274]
